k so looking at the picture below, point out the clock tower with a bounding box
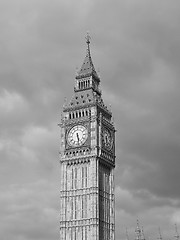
[59,34,116,240]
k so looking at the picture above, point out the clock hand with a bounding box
[76,133,79,142]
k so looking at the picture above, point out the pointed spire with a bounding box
[126,227,130,240]
[174,224,179,240]
[85,31,91,55]
[141,226,146,240]
[76,32,100,81]
[135,220,142,240]
[157,227,162,240]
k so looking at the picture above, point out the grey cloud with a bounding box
[1,0,180,239]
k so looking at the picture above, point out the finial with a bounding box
[63,97,67,109]
[126,227,130,240]
[135,219,141,240]
[174,224,179,240]
[85,31,91,46]
[75,66,79,76]
[158,227,162,240]
[142,226,145,240]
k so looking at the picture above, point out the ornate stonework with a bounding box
[59,35,116,240]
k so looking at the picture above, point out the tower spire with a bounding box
[85,31,91,60]
[76,33,100,81]
[174,224,179,240]
[85,31,91,51]
[126,227,130,240]
[135,219,142,240]
[141,226,146,240]
[157,227,162,240]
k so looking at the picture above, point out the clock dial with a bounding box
[67,125,88,147]
[103,129,112,150]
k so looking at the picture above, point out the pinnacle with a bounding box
[76,34,100,81]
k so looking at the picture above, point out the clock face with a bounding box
[67,125,88,147]
[103,129,112,150]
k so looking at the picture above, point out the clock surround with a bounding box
[67,124,88,147]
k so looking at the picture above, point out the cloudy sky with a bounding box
[1,0,180,239]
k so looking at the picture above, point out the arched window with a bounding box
[71,198,73,219]
[75,168,77,189]
[85,165,88,187]
[82,227,84,240]
[74,198,77,219]
[72,168,74,189]
[85,226,87,240]
[82,167,84,188]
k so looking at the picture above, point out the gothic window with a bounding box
[76,112,78,118]
[79,111,81,117]
[85,165,88,187]
[72,168,74,189]
[85,226,87,240]
[82,197,84,218]
[84,195,87,218]
[82,111,84,117]
[82,167,84,188]
[82,227,84,240]
[74,198,77,219]
[72,112,75,118]
[75,168,77,189]
[71,199,73,219]
[74,228,76,240]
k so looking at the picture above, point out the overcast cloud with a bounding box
[1,0,180,239]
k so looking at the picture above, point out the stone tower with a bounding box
[59,34,116,240]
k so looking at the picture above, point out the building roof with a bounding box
[76,33,100,81]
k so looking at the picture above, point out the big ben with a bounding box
[59,34,116,240]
